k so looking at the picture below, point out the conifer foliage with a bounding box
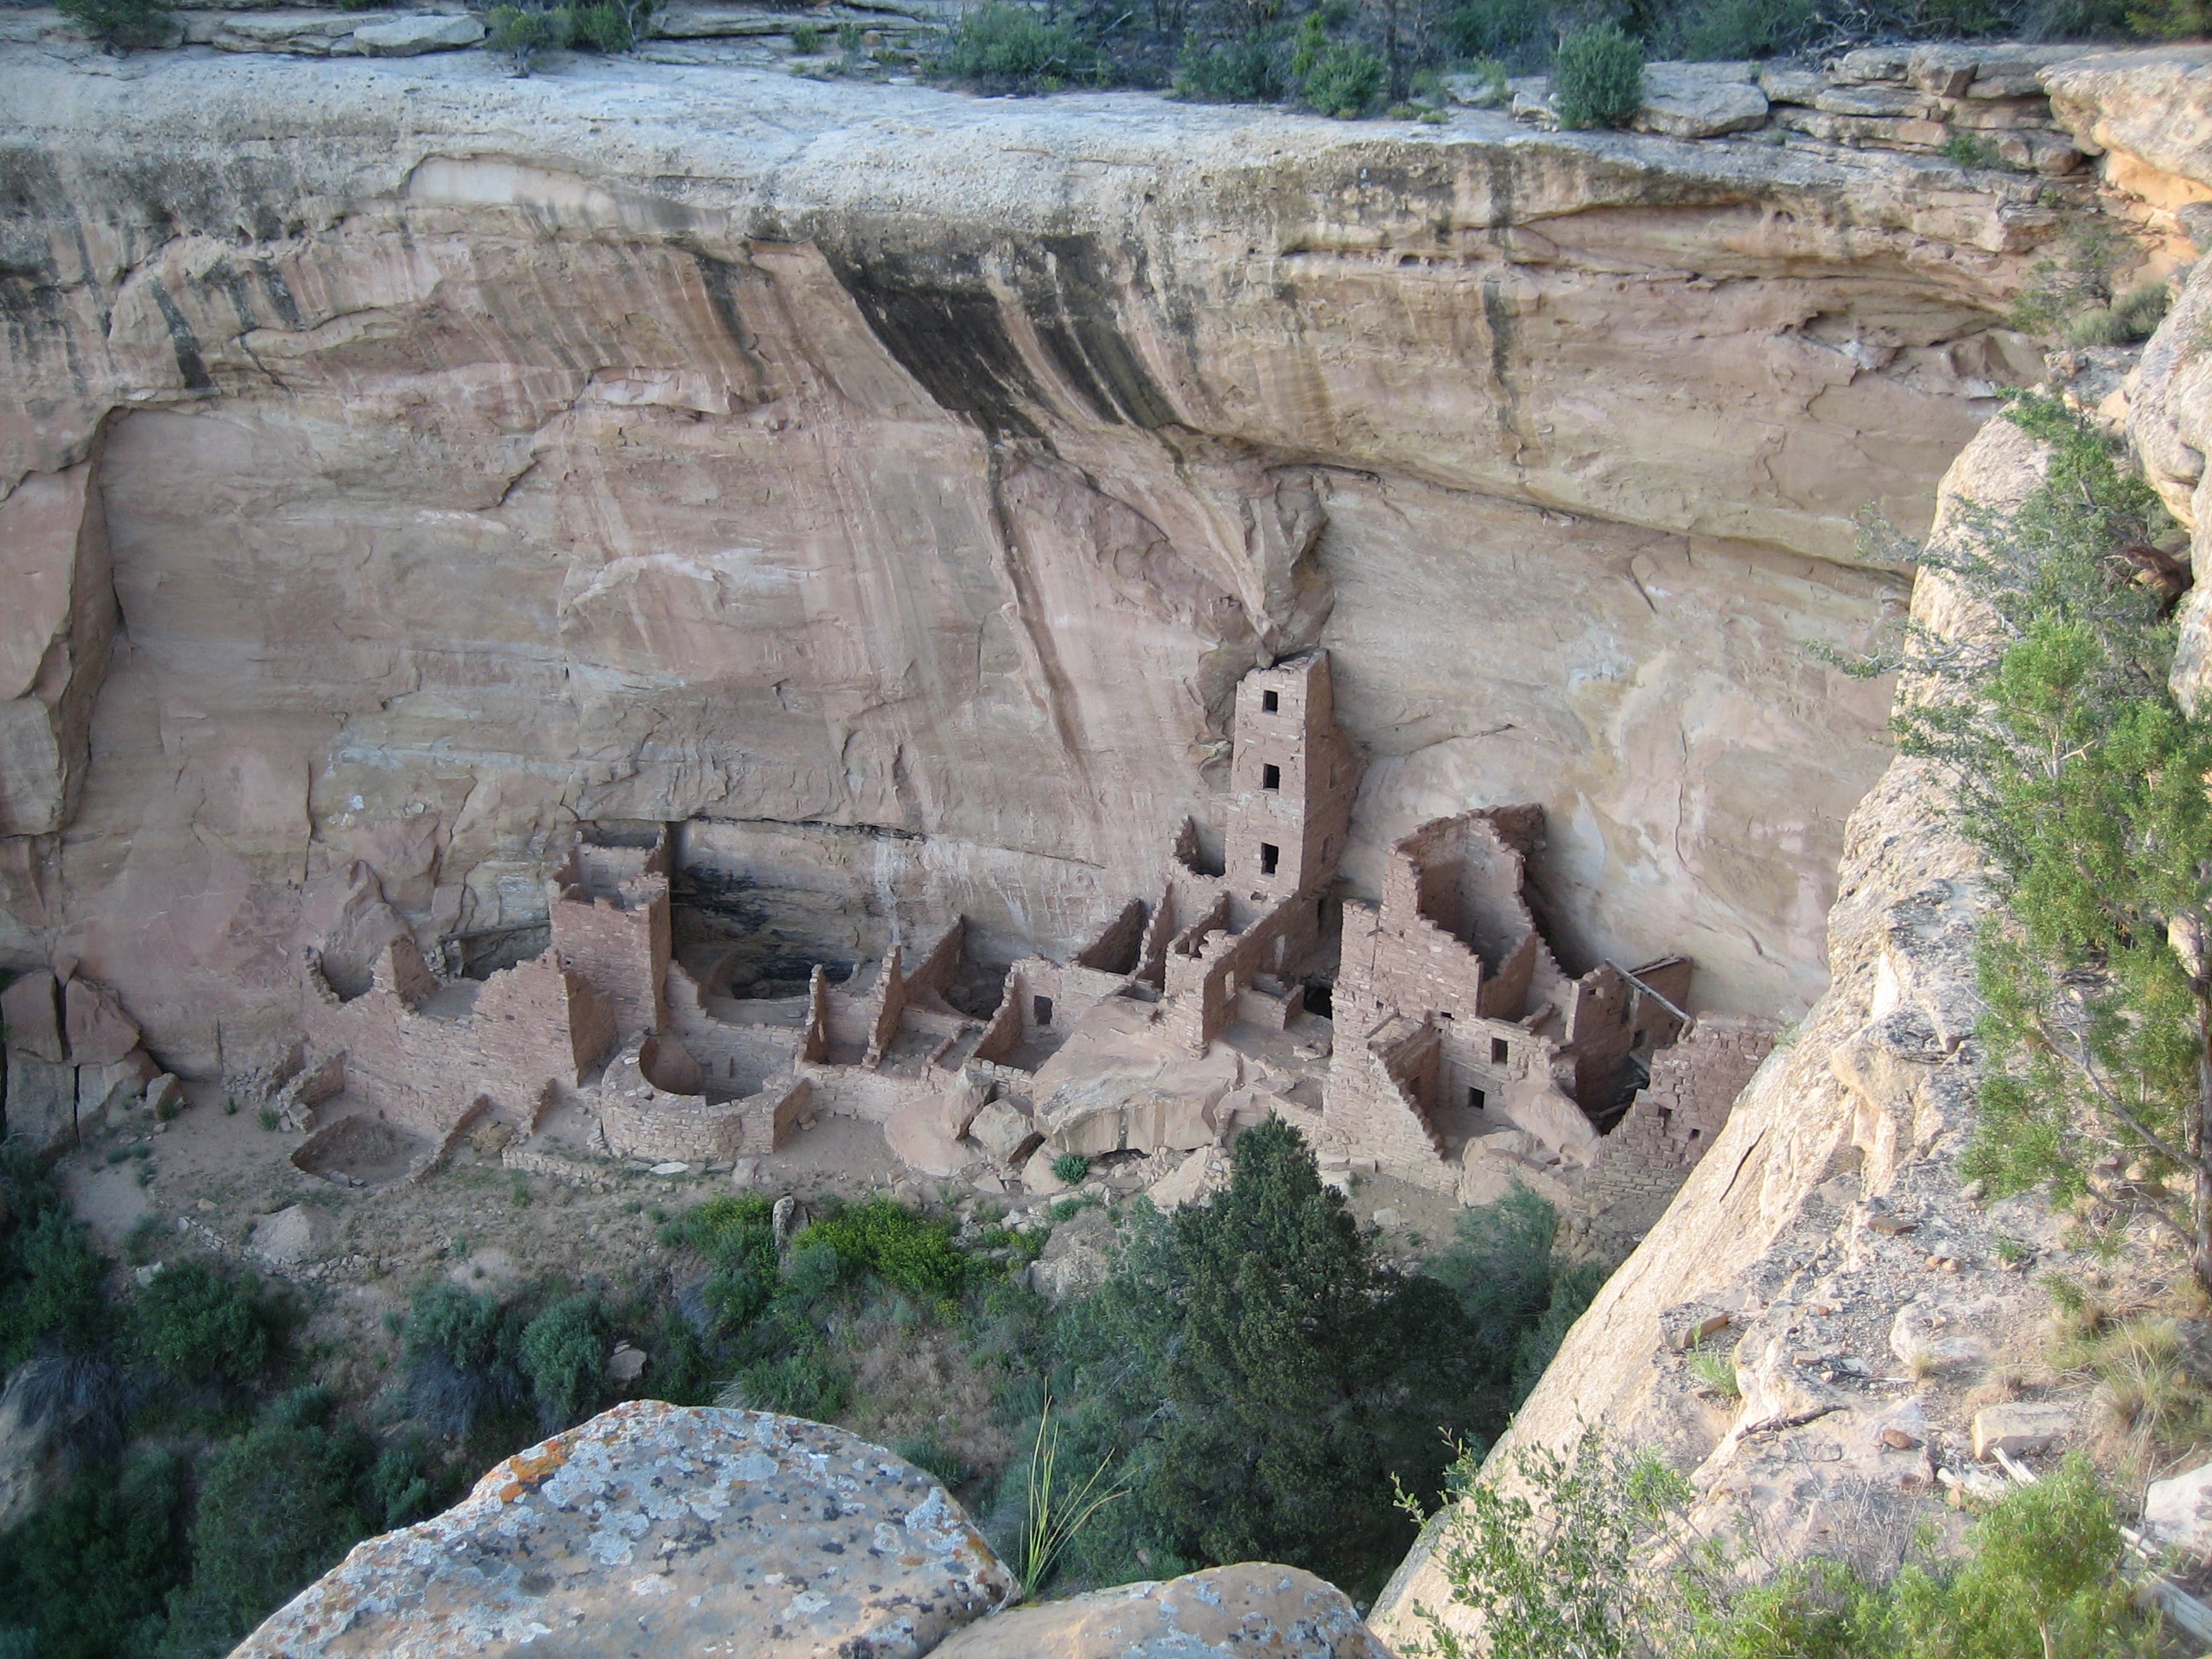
[1884,399,2212,1282]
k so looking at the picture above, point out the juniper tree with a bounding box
[1882,398,2212,1284]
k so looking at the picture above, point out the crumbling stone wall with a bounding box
[1162,893,1324,1053]
[303,940,613,1138]
[1576,1014,1780,1246]
[1337,812,1567,1031]
[550,835,672,1041]
[597,1037,811,1160]
[1323,1016,1454,1190]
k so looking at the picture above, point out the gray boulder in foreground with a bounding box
[228,1400,1014,1657]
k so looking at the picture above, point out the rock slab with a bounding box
[230,1400,1014,1658]
[932,1563,1388,1658]
[350,13,484,53]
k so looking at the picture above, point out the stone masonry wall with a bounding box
[1324,1016,1455,1189]
[1575,1013,1783,1249]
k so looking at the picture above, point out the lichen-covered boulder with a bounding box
[932,1563,1388,1658]
[228,1400,1013,1658]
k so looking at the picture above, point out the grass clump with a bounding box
[934,3,1096,92]
[1051,1152,1091,1186]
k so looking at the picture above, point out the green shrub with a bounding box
[1509,1258,1609,1400]
[1550,24,1643,130]
[131,1260,271,1388]
[486,2,572,74]
[566,0,639,51]
[1944,129,2004,169]
[1444,0,1548,67]
[1174,33,1286,101]
[1051,1152,1091,1185]
[0,1450,189,1659]
[0,1209,109,1368]
[1031,1119,1486,1598]
[55,0,172,49]
[796,1198,966,1301]
[1297,37,1386,117]
[160,1402,375,1656]
[717,1348,850,1419]
[519,1294,610,1430]
[936,3,1095,92]
[893,1429,976,1488]
[790,20,824,50]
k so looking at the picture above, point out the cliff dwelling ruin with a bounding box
[16,649,1768,1251]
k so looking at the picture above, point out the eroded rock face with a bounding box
[229,1400,1014,1658]
[0,51,2059,1068]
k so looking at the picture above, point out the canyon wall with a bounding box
[1,49,2052,1073]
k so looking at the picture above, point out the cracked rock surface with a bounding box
[229,1400,1014,1658]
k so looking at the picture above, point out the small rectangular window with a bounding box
[1261,762,1281,791]
[1259,842,1279,876]
[1261,690,1279,713]
[1468,1086,1486,1110]
[1491,1037,1510,1065]
[1033,995,1054,1027]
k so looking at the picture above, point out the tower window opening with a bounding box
[1468,1086,1486,1110]
[1491,1037,1510,1065]
[1033,995,1054,1027]
[1261,690,1279,713]
[1259,842,1279,876]
[1261,763,1281,791]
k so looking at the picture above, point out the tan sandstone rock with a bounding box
[63,974,139,1064]
[0,50,2063,1068]
[230,1400,1013,1658]
[2045,46,2212,209]
[932,1563,1388,1658]
[0,969,63,1062]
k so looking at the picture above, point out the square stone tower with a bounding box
[1222,652,1359,908]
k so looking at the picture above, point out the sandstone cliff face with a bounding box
[2,50,2050,1072]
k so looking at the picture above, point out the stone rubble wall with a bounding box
[303,944,612,1140]
[1574,1013,1781,1254]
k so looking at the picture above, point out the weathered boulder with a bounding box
[2145,1460,2212,1559]
[1633,61,1768,138]
[230,1401,1014,1657]
[1019,1141,1072,1194]
[1970,1401,2075,1462]
[249,1203,333,1266]
[350,13,485,54]
[211,10,382,53]
[1144,1144,1227,1210]
[1028,1204,1116,1303]
[933,1563,1388,1658]
[969,1099,1043,1167]
[4,1051,76,1153]
[63,974,139,1064]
